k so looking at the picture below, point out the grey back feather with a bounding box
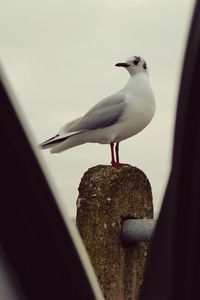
[61,93,125,133]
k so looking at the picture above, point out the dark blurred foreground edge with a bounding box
[0,75,101,298]
[140,1,200,299]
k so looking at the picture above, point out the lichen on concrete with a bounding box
[76,165,153,300]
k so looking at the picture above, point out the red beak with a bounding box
[115,63,130,67]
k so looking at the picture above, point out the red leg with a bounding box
[112,142,129,167]
[115,143,119,164]
[110,143,115,166]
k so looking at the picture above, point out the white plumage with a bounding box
[40,55,155,166]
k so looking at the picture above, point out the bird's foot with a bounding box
[111,161,130,167]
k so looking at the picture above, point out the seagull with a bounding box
[40,55,155,167]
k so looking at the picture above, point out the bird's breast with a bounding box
[112,92,156,142]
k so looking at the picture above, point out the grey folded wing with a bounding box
[40,93,126,149]
[61,93,126,134]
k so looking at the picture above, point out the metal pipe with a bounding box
[122,219,156,242]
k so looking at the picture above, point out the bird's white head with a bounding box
[115,56,148,76]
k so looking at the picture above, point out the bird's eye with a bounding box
[133,60,139,65]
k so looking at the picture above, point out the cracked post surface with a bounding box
[76,165,153,300]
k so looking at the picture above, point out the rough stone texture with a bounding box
[76,165,153,300]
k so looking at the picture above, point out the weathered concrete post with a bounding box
[76,165,153,300]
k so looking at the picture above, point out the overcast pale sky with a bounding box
[1,0,194,217]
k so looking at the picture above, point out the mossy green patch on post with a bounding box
[76,165,153,300]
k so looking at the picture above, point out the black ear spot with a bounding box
[143,62,147,70]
